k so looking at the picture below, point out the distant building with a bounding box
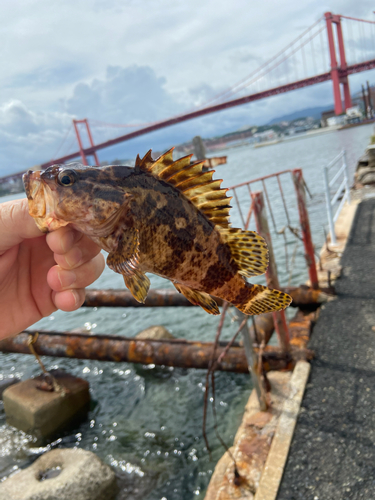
[326,115,346,127]
[253,129,277,142]
[321,109,336,127]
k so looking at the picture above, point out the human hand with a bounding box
[0,198,105,340]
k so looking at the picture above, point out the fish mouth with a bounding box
[23,170,46,218]
[23,170,64,232]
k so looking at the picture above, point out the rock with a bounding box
[3,370,90,441]
[0,448,117,500]
[135,325,175,340]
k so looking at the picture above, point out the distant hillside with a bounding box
[267,105,333,124]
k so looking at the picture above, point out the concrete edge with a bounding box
[254,360,311,500]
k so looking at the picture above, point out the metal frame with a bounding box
[229,169,319,290]
[323,150,351,245]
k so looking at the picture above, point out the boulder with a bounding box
[0,448,117,500]
[135,325,175,340]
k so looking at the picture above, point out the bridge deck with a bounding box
[277,198,375,499]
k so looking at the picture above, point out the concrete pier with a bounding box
[278,198,375,499]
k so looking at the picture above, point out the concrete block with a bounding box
[0,448,117,500]
[0,377,20,399]
[3,371,90,441]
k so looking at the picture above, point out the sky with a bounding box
[1,0,374,175]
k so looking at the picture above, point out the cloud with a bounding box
[0,100,73,175]
[65,65,183,123]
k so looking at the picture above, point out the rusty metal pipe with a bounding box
[0,331,293,373]
[252,191,290,351]
[83,286,332,309]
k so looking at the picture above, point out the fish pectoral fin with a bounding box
[218,228,269,277]
[123,271,150,304]
[174,283,220,315]
[106,228,149,303]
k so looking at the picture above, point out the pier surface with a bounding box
[277,198,375,499]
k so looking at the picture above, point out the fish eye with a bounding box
[58,170,77,187]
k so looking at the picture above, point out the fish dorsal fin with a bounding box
[136,149,232,228]
[136,148,175,176]
[218,227,269,277]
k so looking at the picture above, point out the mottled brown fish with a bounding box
[23,149,292,315]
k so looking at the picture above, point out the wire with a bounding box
[51,125,72,160]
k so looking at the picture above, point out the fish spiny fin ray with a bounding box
[237,284,292,315]
[136,149,232,228]
[135,149,154,171]
[106,228,150,303]
[158,155,193,180]
[218,228,269,277]
[174,283,220,315]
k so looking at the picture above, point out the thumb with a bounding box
[0,198,43,255]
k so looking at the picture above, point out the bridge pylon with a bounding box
[73,119,100,166]
[325,12,352,115]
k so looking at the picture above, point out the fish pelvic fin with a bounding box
[174,283,220,315]
[123,271,150,304]
[235,283,292,315]
[135,148,232,229]
[218,227,269,277]
[106,228,150,303]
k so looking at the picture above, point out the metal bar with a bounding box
[292,169,319,289]
[83,286,328,309]
[251,191,290,351]
[238,312,268,410]
[261,180,278,234]
[277,175,291,225]
[331,178,347,206]
[329,163,346,186]
[343,150,351,204]
[327,151,343,169]
[229,170,292,191]
[232,187,246,228]
[244,199,255,230]
[329,165,345,186]
[0,331,293,373]
[323,166,337,245]
[333,191,349,223]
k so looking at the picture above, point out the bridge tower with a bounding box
[73,119,100,166]
[325,12,352,115]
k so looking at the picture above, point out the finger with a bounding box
[53,239,102,270]
[47,253,105,292]
[0,199,43,255]
[46,226,83,255]
[52,289,86,312]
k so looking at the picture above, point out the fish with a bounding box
[23,149,292,316]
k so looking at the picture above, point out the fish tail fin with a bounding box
[218,227,269,278]
[234,282,292,316]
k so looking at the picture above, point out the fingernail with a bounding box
[58,270,76,288]
[65,247,83,268]
[61,230,75,253]
[72,289,81,307]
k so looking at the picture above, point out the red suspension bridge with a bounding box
[2,11,375,182]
